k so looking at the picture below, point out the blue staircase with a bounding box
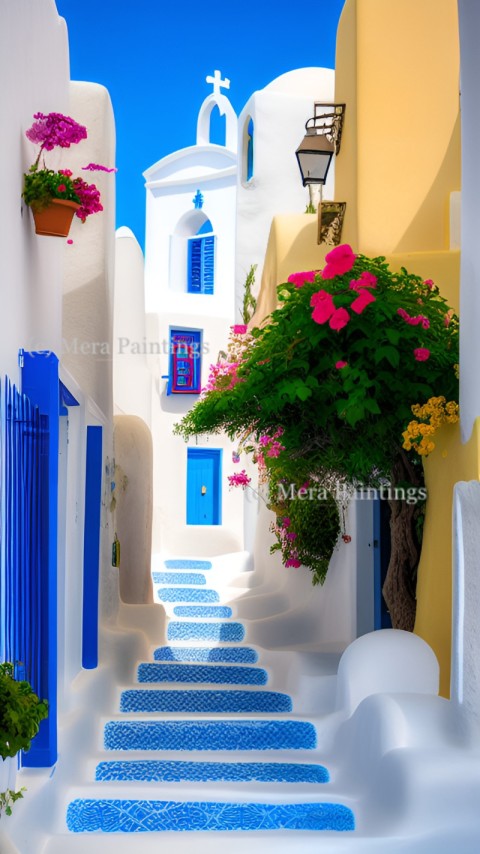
[65,558,355,836]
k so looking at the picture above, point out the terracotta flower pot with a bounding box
[31,199,80,237]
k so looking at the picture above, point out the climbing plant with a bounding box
[175,245,459,630]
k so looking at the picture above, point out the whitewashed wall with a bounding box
[235,68,335,318]
[459,0,480,442]
[143,99,243,557]
[0,0,70,380]
[113,226,151,425]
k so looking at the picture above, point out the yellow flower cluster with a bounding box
[402,396,459,457]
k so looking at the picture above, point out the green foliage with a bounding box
[175,251,458,581]
[268,474,341,584]
[242,264,257,325]
[0,786,26,818]
[176,253,458,484]
[22,166,81,211]
[0,663,48,760]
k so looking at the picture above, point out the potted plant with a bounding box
[0,663,48,817]
[22,111,115,237]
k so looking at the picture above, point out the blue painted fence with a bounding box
[1,376,49,729]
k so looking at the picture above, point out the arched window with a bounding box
[242,116,254,182]
[209,105,226,146]
[187,220,215,294]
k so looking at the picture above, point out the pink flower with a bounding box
[25,112,87,151]
[66,239,73,245]
[288,270,317,288]
[287,532,297,541]
[82,163,118,173]
[57,184,67,193]
[311,290,336,325]
[322,244,357,279]
[227,470,251,489]
[329,307,350,330]
[397,308,430,328]
[282,517,291,528]
[351,290,376,314]
[350,271,377,291]
[414,348,430,362]
[59,169,73,177]
[267,445,282,458]
[285,558,301,568]
[424,279,434,289]
[336,360,348,369]
[444,312,453,327]
[231,324,248,334]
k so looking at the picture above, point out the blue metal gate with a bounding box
[1,377,49,708]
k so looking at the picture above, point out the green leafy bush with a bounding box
[0,663,48,759]
[175,246,459,628]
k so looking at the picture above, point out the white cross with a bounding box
[206,69,230,96]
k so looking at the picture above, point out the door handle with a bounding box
[201,485,207,495]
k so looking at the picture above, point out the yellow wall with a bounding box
[335,0,460,257]
[253,0,464,693]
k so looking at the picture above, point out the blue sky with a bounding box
[55,0,345,249]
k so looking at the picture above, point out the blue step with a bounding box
[95,759,330,784]
[168,622,245,642]
[67,799,354,832]
[137,663,267,685]
[154,646,258,664]
[153,572,206,586]
[173,605,232,618]
[120,689,291,713]
[158,588,219,603]
[104,720,317,751]
[165,560,212,570]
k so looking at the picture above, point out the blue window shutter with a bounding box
[188,238,202,293]
[247,118,254,181]
[202,235,215,294]
[187,235,215,294]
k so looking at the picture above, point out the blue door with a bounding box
[373,498,392,629]
[82,426,103,669]
[187,449,222,525]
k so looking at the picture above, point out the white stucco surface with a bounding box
[235,67,335,317]
[458,0,480,441]
[0,0,70,379]
[452,481,480,734]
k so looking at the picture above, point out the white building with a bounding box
[235,67,335,316]
[141,71,244,557]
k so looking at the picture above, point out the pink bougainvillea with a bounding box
[321,244,357,279]
[310,290,335,324]
[288,270,317,288]
[349,271,377,291]
[413,348,430,362]
[82,163,118,173]
[227,470,251,489]
[26,112,87,152]
[231,324,248,335]
[329,307,350,331]
[350,289,376,315]
[336,360,348,369]
[397,308,429,329]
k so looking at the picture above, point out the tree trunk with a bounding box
[382,450,424,631]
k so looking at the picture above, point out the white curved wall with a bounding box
[0,0,70,380]
[458,0,480,442]
[235,67,335,318]
[113,227,151,425]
